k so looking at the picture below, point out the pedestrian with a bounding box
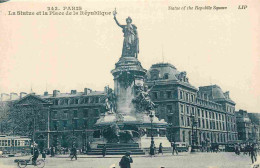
[102,145,107,157]
[50,146,55,157]
[250,144,257,164]
[87,142,91,153]
[172,142,178,155]
[41,149,46,160]
[119,151,133,168]
[70,146,77,160]
[32,147,39,166]
[158,143,163,155]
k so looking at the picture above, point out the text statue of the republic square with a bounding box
[93,9,171,153]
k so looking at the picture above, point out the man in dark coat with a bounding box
[172,142,178,155]
[250,144,257,164]
[119,151,133,168]
[70,146,77,160]
[32,147,39,166]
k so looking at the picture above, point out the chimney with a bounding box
[84,88,92,95]
[10,93,19,100]
[53,90,60,97]
[44,91,48,96]
[20,92,27,99]
[104,86,108,94]
[71,90,77,94]
[224,91,230,99]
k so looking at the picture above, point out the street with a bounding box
[0,152,254,168]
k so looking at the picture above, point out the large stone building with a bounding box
[236,110,260,143]
[0,62,240,150]
[146,63,238,145]
[0,88,107,151]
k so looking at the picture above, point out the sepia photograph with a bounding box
[0,0,260,168]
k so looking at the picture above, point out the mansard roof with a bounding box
[147,62,197,91]
[199,85,235,104]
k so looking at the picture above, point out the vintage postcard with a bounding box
[0,0,259,168]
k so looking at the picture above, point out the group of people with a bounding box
[234,143,259,164]
[149,142,178,156]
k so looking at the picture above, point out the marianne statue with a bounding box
[113,9,139,58]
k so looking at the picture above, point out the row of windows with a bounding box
[179,90,195,103]
[196,98,222,111]
[0,140,30,147]
[50,96,102,106]
[180,115,227,131]
[52,109,100,119]
[151,90,178,100]
[52,119,93,130]
[179,104,228,121]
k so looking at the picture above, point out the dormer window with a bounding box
[163,73,169,79]
[150,69,160,80]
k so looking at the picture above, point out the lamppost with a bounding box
[191,114,198,153]
[149,112,154,146]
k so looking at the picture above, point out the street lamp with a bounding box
[149,112,154,145]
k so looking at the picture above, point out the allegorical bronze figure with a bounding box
[113,8,139,58]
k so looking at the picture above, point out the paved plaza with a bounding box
[0,152,255,168]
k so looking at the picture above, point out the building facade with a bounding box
[236,110,260,143]
[146,63,238,145]
[0,88,107,150]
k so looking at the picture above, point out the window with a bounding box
[73,110,78,118]
[198,118,201,128]
[167,91,172,99]
[84,97,89,104]
[54,99,59,105]
[63,110,68,119]
[191,107,195,115]
[181,115,184,126]
[202,110,204,117]
[202,119,205,128]
[187,117,190,126]
[186,106,190,114]
[186,93,189,102]
[95,97,99,103]
[83,109,88,118]
[73,119,78,129]
[75,99,79,104]
[191,95,194,102]
[163,73,169,79]
[53,111,57,119]
[180,104,184,113]
[64,99,68,105]
[197,109,201,117]
[180,91,183,99]
[160,91,164,98]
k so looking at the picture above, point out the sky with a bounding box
[0,0,259,113]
